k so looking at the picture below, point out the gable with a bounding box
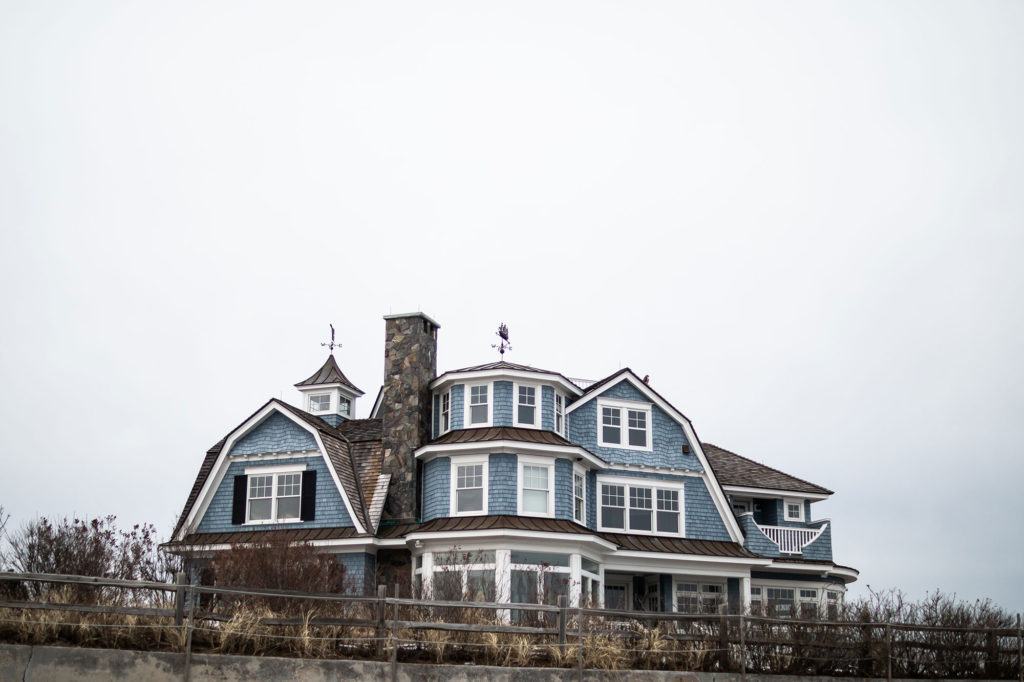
[228,412,318,456]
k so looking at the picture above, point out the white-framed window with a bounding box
[799,589,819,618]
[467,384,490,426]
[731,498,751,515]
[596,398,652,451]
[675,581,724,614]
[510,550,571,609]
[440,391,451,434]
[450,458,488,515]
[598,478,684,535]
[784,498,804,522]
[514,384,538,427]
[244,464,306,524]
[766,586,795,617]
[573,469,586,524]
[422,550,497,601]
[554,394,565,436]
[308,393,331,413]
[518,457,553,517]
[338,397,351,417]
[826,590,842,619]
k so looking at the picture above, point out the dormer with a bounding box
[294,355,365,427]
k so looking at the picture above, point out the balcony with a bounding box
[756,522,828,555]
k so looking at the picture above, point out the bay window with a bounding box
[451,459,487,515]
[515,385,537,426]
[468,384,490,426]
[519,460,552,516]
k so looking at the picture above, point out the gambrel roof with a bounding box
[702,443,833,496]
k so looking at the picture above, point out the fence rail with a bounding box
[1,571,1022,680]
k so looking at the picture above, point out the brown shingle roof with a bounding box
[437,361,582,391]
[337,418,383,442]
[431,427,574,447]
[377,515,756,558]
[167,525,368,548]
[702,443,832,496]
[294,355,364,395]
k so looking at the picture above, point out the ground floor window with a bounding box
[423,549,496,601]
[675,581,724,614]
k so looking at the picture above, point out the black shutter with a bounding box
[231,475,247,525]
[300,470,317,521]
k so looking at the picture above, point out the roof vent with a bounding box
[681,444,690,454]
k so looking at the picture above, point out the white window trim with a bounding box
[572,465,586,525]
[243,464,308,525]
[784,498,805,522]
[673,579,726,613]
[596,475,685,536]
[438,390,451,436]
[308,392,332,414]
[450,456,488,517]
[596,398,653,452]
[512,382,541,429]
[751,581,839,617]
[554,393,566,437]
[465,382,493,428]
[517,455,554,518]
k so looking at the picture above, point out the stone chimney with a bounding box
[380,312,439,524]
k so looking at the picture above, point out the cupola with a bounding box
[294,355,364,427]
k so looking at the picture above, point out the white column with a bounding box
[569,554,582,607]
[421,552,434,599]
[495,549,511,604]
[740,575,751,614]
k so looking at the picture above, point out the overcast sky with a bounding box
[2,1,1022,612]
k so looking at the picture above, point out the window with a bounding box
[573,471,585,524]
[799,589,818,618]
[766,587,795,617]
[750,586,763,614]
[784,498,804,522]
[827,591,841,619]
[338,397,350,416]
[597,399,652,450]
[440,392,450,434]
[247,471,302,523]
[731,499,751,515]
[520,463,551,516]
[555,394,565,435]
[516,385,537,426]
[469,385,489,425]
[599,480,683,535]
[308,393,331,412]
[676,582,724,614]
[423,550,496,601]
[455,463,485,514]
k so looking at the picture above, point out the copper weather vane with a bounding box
[492,323,511,357]
[321,324,342,354]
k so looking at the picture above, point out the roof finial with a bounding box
[321,323,342,355]
[492,323,511,358]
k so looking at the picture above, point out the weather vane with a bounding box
[321,324,341,355]
[492,323,511,358]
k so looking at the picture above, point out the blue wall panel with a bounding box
[488,453,517,515]
[228,412,317,456]
[421,457,451,521]
[493,381,513,426]
[554,458,573,520]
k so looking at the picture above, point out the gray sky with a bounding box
[2,1,1022,612]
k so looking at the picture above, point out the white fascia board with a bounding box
[599,463,702,477]
[404,529,619,552]
[369,387,384,419]
[416,440,606,469]
[171,537,381,553]
[179,401,367,539]
[431,369,582,397]
[722,485,830,501]
[602,555,767,577]
[383,311,442,328]
[763,560,859,580]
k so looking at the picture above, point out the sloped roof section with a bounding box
[437,361,582,391]
[702,443,833,496]
[170,438,226,541]
[166,525,368,548]
[294,355,364,395]
[431,426,573,447]
[338,418,383,442]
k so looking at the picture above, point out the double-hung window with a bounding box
[554,394,565,435]
[599,480,683,535]
[468,385,490,426]
[597,399,652,450]
[245,467,304,523]
[440,392,451,434]
[573,470,586,524]
[454,462,486,514]
[519,459,553,516]
[515,385,537,427]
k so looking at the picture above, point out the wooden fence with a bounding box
[0,571,1022,681]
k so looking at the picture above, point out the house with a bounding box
[166,312,857,616]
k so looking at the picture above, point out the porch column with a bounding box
[569,554,582,607]
[740,575,751,613]
[495,549,511,604]
[421,552,434,599]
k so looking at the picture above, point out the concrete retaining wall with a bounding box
[0,643,998,681]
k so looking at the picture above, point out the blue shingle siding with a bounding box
[488,454,517,515]
[320,414,346,428]
[336,552,375,595]
[228,412,317,456]
[586,470,597,530]
[737,514,780,557]
[554,458,573,520]
[450,385,464,430]
[683,477,731,541]
[569,381,702,470]
[541,386,554,431]
[421,457,451,521]
[493,381,512,426]
[802,521,833,561]
[196,455,353,533]
[432,393,440,438]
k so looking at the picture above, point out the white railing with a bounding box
[756,522,828,555]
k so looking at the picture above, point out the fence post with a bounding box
[174,572,186,627]
[739,614,746,680]
[719,602,730,671]
[183,581,195,682]
[886,623,892,682]
[557,595,567,647]
[390,584,399,682]
[577,606,584,682]
[375,584,387,659]
[1017,613,1022,682]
